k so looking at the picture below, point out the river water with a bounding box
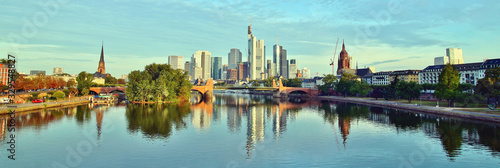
[1,93,499,167]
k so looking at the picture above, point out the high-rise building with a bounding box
[255,39,265,79]
[237,62,244,80]
[193,67,203,80]
[228,48,242,70]
[280,49,288,79]
[446,48,464,65]
[53,67,63,75]
[222,64,228,80]
[212,57,222,80]
[184,61,191,74]
[243,62,249,80]
[168,55,184,70]
[248,22,257,80]
[227,69,238,80]
[434,56,449,65]
[266,60,275,79]
[192,51,211,80]
[289,59,297,79]
[273,42,281,77]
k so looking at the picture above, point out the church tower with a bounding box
[97,42,106,74]
[337,40,351,75]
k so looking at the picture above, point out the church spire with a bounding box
[97,42,106,74]
[342,39,345,51]
[99,41,104,63]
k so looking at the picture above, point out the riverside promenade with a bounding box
[317,96,500,123]
[0,96,92,114]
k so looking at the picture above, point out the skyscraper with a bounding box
[222,64,228,80]
[434,56,449,65]
[446,48,464,64]
[184,61,191,74]
[192,51,211,80]
[256,39,265,79]
[168,55,184,70]
[228,48,242,70]
[248,21,257,80]
[212,57,222,80]
[273,40,281,77]
[280,49,288,79]
[289,59,297,78]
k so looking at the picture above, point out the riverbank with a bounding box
[0,97,91,114]
[317,96,500,123]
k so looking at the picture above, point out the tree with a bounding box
[475,67,500,105]
[283,78,302,87]
[117,79,126,84]
[263,77,274,87]
[396,81,423,103]
[350,81,372,97]
[52,91,66,100]
[105,75,118,84]
[336,73,357,97]
[67,79,77,88]
[435,64,460,107]
[126,63,192,103]
[252,82,261,87]
[81,88,89,96]
[319,74,338,95]
[370,86,384,100]
[76,71,94,94]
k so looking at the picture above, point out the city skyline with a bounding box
[1,0,499,77]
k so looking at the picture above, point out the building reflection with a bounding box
[0,104,109,143]
[204,93,316,158]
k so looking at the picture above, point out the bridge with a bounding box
[88,78,317,99]
[89,87,126,94]
[214,79,318,98]
[191,79,214,100]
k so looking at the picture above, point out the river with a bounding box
[0,93,499,167]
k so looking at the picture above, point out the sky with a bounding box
[1,0,499,78]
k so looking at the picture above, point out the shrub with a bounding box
[63,89,70,97]
[52,91,66,99]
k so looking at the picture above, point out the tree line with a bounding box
[317,64,500,107]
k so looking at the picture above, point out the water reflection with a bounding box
[125,104,191,139]
[0,104,113,142]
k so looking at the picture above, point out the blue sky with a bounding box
[1,0,499,77]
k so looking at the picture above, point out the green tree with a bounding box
[252,82,261,87]
[350,81,372,97]
[395,81,423,103]
[435,64,460,107]
[105,75,118,84]
[52,91,66,99]
[81,88,89,96]
[63,89,70,97]
[475,67,500,99]
[76,71,94,94]
[126,63,192,103]
[318,74,337,95]
[283,78,302,87]
[336,73,357,97]
[263,77,274,87]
